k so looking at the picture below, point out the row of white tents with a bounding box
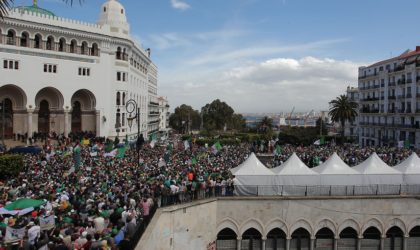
[230,152,420,196]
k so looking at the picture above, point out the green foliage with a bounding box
[329,95,358,141]
[257,116,273,134]
[278,127,321,146]
[202,99,245,132]
[169,104,201,133]
[0,154,23,179]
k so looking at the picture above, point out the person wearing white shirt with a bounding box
[27,222,41,246]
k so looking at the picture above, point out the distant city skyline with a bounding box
[15,0,420,113]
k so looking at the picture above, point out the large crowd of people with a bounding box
[0,135,246,250]
[1,135,420,249]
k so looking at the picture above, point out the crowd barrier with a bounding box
[234,184,420,196]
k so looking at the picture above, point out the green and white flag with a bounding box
[211,142,222,154]
[274,145,281,156]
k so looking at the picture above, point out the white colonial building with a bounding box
[358,47,420,148]
[158,96,170,134]
[0,0,163,140]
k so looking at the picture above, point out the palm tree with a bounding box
[0,0,13,18]
[329,95,358,142]
[257,116,273,134]
[0,0,82,18]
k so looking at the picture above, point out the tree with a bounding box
[201,99,235,131]
[230,114,246,131]
[257,116,273,134]
[169,104,201,134]
[328,95,358,141]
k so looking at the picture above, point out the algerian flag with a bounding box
[150,134,158,148]
[5,199,46,211]
[192,157,198,165]
[274,145,281,156]
[117,146,127,159]
[212,142,222,154]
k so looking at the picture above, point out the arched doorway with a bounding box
[315,228,334,250]
[217,228,237,250]
[361,227,381,250]
[338,227,358,250]
[266,228,286,250]
[0,85,27,137]
[291,228,311,250]
[35,87,64,134]
[408,226,420,250]
[384,227,404,250]
[38,100,50,134]
[0,99,13,138]
[70,89,97,134]
[242,228,262,250]
[71,101,82,132]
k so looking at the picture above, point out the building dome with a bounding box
[13,4,55,17]
[98,0,130,34]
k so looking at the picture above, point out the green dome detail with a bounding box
[13,5,56,17]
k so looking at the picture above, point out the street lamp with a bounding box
[126,99,141,168]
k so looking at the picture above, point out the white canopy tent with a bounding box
[231,153,276,195]
[312,152,362,186]
[353,153,403,185]
[272,153,320,185]
[394,153,420,185]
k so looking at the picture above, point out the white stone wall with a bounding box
[138,197,420,250]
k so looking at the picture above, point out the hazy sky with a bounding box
[13,0,420,113]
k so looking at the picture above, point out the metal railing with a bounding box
[234,184,420,196]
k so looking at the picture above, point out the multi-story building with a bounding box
[147,63,159,137]
[358,47,420,148]
[0,0,159,140]
[158,96,170,135]
[344,86,359,141]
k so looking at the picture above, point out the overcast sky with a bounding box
[15,0,420,113]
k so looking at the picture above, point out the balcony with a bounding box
[407,78,413,84]
[406,93,412,98]
[380,96,385,100]
[398,109,405,113]
[149,101,159,106]
[388,82,396,87]
[416,109,420,113]
[397,94,406,99]
[397,79,406,85]
[360,108,379,114]
[406,109,412,114]
[361,97,379,102]
[388,95,396,100]
[393,66,405,72]
[372,85,380,89]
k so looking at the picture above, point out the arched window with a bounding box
[116,92,121,106]
[81,41,88,55]
[34,34,42,49]
[59,38,66,52]
[46,36,54,50]
[20,32,29,47]
[7,29,16,45]
[116,112,121,128]
[70,40,77,53]
[122,92,126,105]
[91,43,99,56]
[116,47,122,60]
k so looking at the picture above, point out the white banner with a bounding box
[5,226,25,243]
[40,215,55,231]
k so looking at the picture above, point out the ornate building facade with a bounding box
[0,0,161,140]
